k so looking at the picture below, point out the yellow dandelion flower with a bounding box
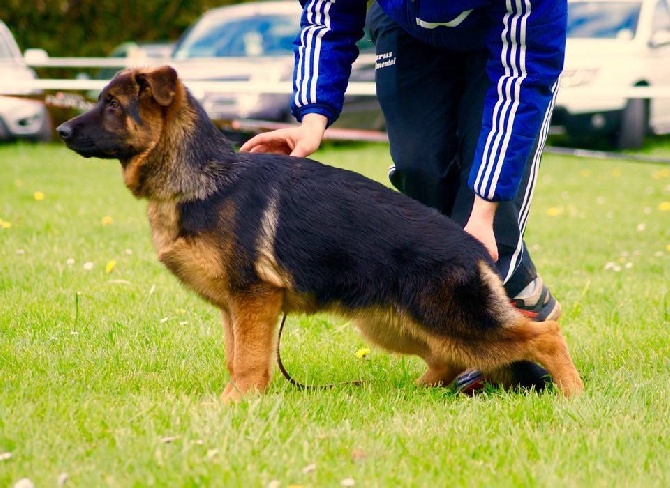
[2,222,11,229]
[580,169,591,177]
[105,260,117,273]
[33,191,45,201]
[355,347,370,359]
[546,207,563,217]
[658,202,670,212]
[666,244,670,252]
[101,215,114,226]
[611,169,621,178]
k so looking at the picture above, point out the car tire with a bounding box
[0,117,9,141]
[34,107,53,143]
[616,98,648,150]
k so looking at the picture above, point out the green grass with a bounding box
[1,140,669,487]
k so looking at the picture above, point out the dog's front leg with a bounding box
[220,308,237,399]
[221,290,282,403]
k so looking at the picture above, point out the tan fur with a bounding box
[147,201,232,308]
[147,200,181,252]
[223,287,283,402]
[478,261,523,326]
[255,192,292,289]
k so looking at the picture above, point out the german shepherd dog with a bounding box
[57,66,583,402]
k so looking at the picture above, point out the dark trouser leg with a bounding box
[368,8,463,216]
[367,3,539,296]
[367,3,552,390]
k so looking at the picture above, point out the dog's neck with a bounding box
[121,89,237,202]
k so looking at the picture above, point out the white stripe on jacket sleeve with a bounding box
[294,0,332,109]
[474,0,531,200]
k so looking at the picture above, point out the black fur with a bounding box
[173,146,504,336]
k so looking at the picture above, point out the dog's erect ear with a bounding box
[136,66,178,106]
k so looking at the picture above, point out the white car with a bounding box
[0,20,51,142]
[553,0,670,148]
[169,1,383,132]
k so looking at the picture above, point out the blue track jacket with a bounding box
[291,0,568,202]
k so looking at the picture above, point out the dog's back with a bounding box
[224,153,505,335]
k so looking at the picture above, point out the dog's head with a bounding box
[57,65,180,161]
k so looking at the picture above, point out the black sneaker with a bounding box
[454,369,487,395]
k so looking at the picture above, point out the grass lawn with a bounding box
[1,140,669,487]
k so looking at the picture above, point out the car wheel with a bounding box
[616,98,648,150]
[0,117,10,141]
[35,108,53,142]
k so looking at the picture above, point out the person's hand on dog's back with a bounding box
[240,113,327,158]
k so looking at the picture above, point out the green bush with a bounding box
[2,0,243,57]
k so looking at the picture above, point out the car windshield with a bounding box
[173,12,300,59]
[567,2,641,39]
[0,29,19,60]
[0,41,14,59]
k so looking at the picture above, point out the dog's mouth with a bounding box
[66,141,113,159]
[62,137,96,157]
[63,136,129,160]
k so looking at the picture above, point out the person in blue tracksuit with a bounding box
[241,0,568,392]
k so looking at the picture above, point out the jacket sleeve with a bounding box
[291,0,368,126]
[468,0,567,202]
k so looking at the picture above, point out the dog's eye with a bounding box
[107,98,121,110]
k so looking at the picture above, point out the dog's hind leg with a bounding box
[500,319,584,397]
[354,312,462,388]
[221,288,283,403]
[416,359,462,387]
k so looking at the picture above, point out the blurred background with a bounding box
[1,0,670,150]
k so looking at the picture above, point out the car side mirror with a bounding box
[24,48,49,64]
[650,29,670,48]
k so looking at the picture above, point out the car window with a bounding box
[0,37,14,59]
[0,24,20,60]
[567,2,641,39]
[174,13,300,59]
[652,0,670,33]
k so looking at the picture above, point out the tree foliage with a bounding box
[1,0,246,57]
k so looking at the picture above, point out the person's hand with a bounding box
[239,113,328,157]
[464,195,499,262]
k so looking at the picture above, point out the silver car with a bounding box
[169,1,384,132]
[0,20,51,142]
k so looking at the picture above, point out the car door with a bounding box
[648,0,670,132]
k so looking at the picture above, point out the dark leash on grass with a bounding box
[276,312,367,390]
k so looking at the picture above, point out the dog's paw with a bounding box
[416,365,460,387]
[556,375,585,398]
[220,382,243,404]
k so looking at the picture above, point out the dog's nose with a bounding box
[56,123,73,141]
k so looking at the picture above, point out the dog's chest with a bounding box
[146,201,230,306]
[147,201,181,254]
